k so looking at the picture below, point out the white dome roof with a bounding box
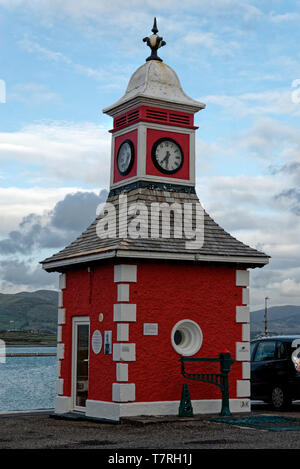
[103,60,205,116]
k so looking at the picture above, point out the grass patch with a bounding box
[0,330,57,346]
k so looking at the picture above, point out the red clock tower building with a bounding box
[42,20,269,421]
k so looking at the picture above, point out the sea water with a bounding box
[0,346,57,412]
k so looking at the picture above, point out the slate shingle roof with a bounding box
[41,188,269,271]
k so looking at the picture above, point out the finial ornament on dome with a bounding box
[143,17,166,62]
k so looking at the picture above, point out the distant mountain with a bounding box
[0,290,58,333]
[251,305,300,338]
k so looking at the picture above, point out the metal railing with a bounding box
[179,352,234,416]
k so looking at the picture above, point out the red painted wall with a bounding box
[60,261,245,403]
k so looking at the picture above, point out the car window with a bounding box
[250,342,257,360]
[253,341,276,361]
[276,341,287,359]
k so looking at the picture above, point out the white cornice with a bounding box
[41,248,269,272]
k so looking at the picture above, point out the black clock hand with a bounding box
[161,151,170,169]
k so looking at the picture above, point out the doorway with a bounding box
[72,317,90,411]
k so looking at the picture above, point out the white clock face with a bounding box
[117,140,134,176]
[152,138,183,174]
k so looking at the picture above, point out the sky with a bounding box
[1,0,300,311]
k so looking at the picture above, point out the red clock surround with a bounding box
[113,130,138,183]
[146,128,190,180]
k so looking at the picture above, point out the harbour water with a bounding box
[0,346,57,412]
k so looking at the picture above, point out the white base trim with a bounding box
[85,398,251,421]
[55,396,72,414]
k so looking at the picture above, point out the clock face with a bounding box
[117,139,135,176]
[152,138,184,174]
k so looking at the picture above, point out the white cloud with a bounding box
[0,186,95,237]
[19,37,116,82]
[182,31,239,56]
[10,83,60,105]
[0,121,111,185]
[201,89,300,118]
[196,168,300,310]
[269,278,300,298]
[270,12,300,23]
[0,0,263,22]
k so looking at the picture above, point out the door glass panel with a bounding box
[76,324,89,408]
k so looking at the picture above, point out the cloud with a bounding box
[10,83,60,105]
[182,31,239,56]
[268,278,300,298]
[224,118,300,170]
[0,259,58,293]
[51,190,107,232]
[0,186,86,236]
[0,121,111,185]
[0,189,108,255]
[275,188,300,216]
[269,12,300,23]
[0,0,263,22]
[196,169,300,309]
[201,89,300,118]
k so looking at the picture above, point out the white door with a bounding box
[72,317,90,412]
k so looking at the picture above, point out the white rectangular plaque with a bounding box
[143,323,158,336]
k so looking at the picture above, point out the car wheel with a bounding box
[271,386,291,410]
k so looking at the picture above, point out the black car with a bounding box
[251,335,300,410]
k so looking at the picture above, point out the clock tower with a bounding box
[42,19,269,422]
[103,19,205,193]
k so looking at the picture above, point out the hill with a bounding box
[0,290,58,333]
[251,305,300,338]
[0,289,299,339]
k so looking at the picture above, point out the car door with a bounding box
[251,340,277,400]
[273,340,290,385]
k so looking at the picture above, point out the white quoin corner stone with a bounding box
[56,378,64,395]
[57,343,65,360]
[114,304,136,322]
[58,291,63,307]
[113,343,136,362]
[58,308,66,325]
[117,284,130,302]
[236,306,250,323]
[56,360,61,378]
[236,342,250,361]
[114,265,137,283]
[236,270,249,287]
[112,383,135,402]
[242,324,250,342]
[116,363,129,382]
[242,362,250,380]
[117,323,129,341]
[242,288,250,305]
[236,380,250,398]
[59,273,66,290]
[57,325,62,343]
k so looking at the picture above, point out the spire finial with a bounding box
[152,17,158,34]
[143,17,166,62]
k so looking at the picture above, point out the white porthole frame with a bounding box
[171,319,203,356]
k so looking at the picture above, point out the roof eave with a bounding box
[41,248,270,272]
[102,95,206,117]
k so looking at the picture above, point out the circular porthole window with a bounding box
[171,320,203,356]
